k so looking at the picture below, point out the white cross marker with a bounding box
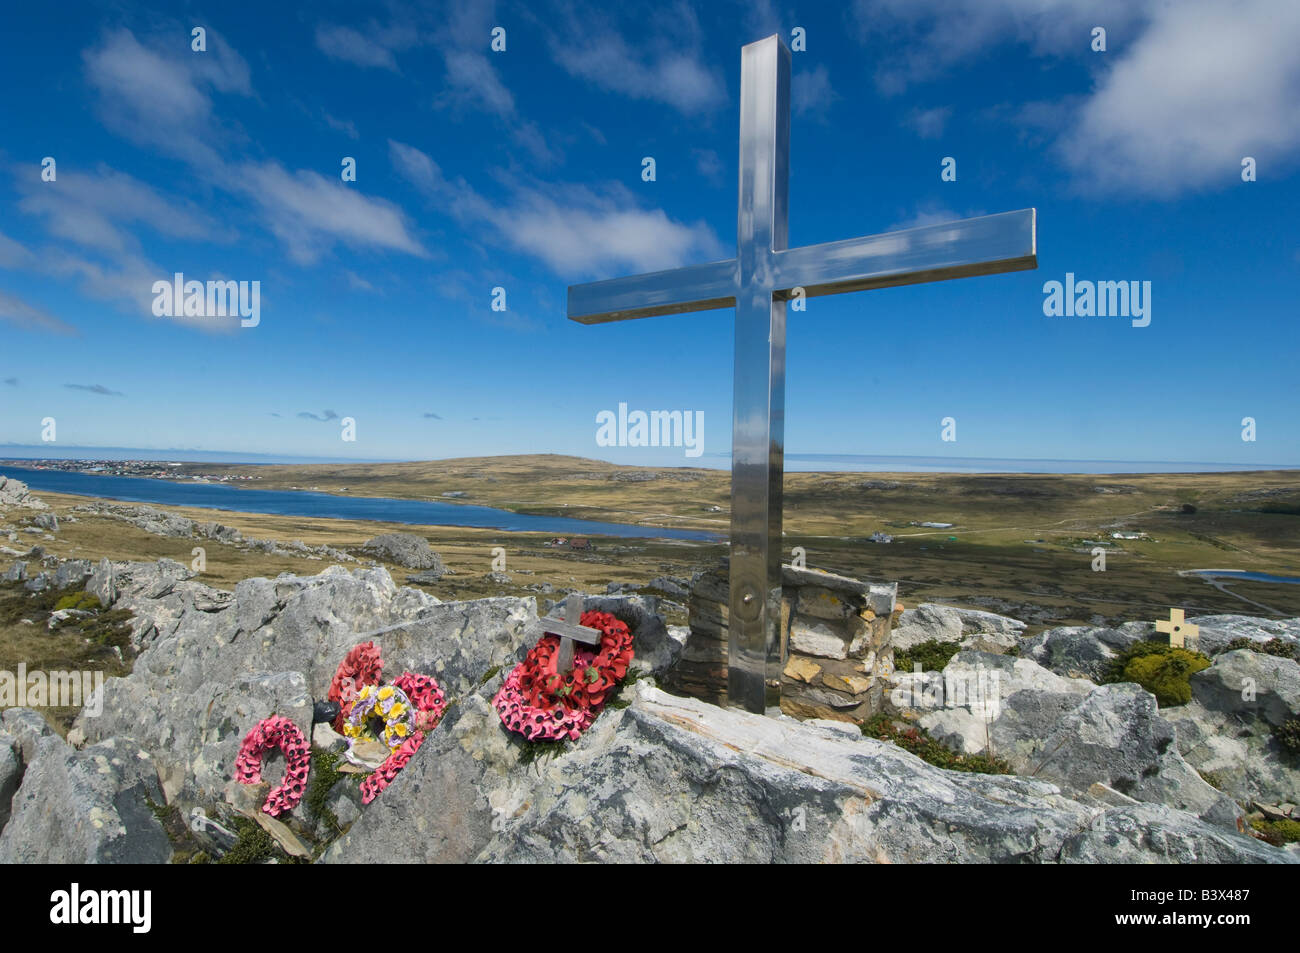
[1155,608,1199,650]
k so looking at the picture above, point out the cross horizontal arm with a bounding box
[771,209,1037,300]
[568,258,737,324]
[542,618,603,644]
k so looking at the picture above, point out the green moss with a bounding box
[1250,817,1300,846]
[216,817,302,865]
[478,664,502,685]
[305,747,344,833]
[860,714,1012,775]
[1225,637,1300,663]
[1199,770,1227,791]
[54,592,101,612]
[1273,719,1300,755]
[1103,640,1210,707]
[893,639,962,674]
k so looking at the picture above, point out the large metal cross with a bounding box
[567,34,1038,713]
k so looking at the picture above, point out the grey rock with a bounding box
[1167,650,1300,806]
[1021,683,1239,828]
[53,559,92,589]
[0,730,19,832]
[0,476,47,509]
[892,604,963,650]
[1060,804,1291,864]
[1021,622,1150,681]
[312,722,347,753]
[405,570,445,584]
[0,708,55,763]
[48,608,94,629]
[0,735,172,863]
[361,533,445,571]
[2,561,25,582]
[329,681,1291,864]
[87,558,116,607]
[77,564,532,812]
[1190,615,1300,655]
[31,512,58,532]
[1190,649,1300,726]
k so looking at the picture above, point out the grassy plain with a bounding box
[6,456,1300,636]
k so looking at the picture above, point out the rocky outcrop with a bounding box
[1021,622,1149,681]
[74,565,535,812]
[1169,649,1300,807]
[361,533,445,573]
[1058,803,1285,864]
[324,681,1287,864]
[0,476,47,509]
[0,731,19,831]
[891,651,1240,829]
[3,555,1294,865]
[0,712,171,864]
[892,603,1025,654]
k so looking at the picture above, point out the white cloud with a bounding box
[852,0,1300,195]
[888,202,986,231]
[314,25,400,70]
[0,290,77,335]
[390,140,726,277]
[545,2,726,114]
[238,162,426,265]
[793,64,837,119]
[851,0,1148,93]
[905,105,952,139]
[1060,0,1300,194]
[16,165,218,255]
[83,27,251,167]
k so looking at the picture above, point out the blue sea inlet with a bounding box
[3,466,718,541]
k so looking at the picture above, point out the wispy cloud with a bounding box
[888,202,986,232]
[65,383,124,396]
[298,410,340,421]
[16,164,219,255]
[792,64,837,120]
[83,26,251,168]
[390,140,725,278]
[314,24,403,70]
[543,1,725,114]
[237,161,426,265]
[905,106,953,139]
[4,378,18,386]
[0,290,77,335]
[423,412,443,419]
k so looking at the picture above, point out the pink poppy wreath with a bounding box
[232,715,311,817]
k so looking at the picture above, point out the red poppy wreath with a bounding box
[492,610,634,742]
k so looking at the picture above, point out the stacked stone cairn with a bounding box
[670,559,899,722]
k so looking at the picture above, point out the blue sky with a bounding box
[0,0,1297,469]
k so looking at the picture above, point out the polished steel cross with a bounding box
[567,34,1038,713]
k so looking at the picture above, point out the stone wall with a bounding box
[668,560,898,722]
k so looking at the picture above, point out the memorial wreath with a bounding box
[492,610,634,742]
[233,643,449,813]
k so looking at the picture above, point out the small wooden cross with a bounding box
[1156,608,1199,650]
[543,593,602,673]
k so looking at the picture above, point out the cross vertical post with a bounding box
[565,34,1037,715]
[729,35,790,713]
